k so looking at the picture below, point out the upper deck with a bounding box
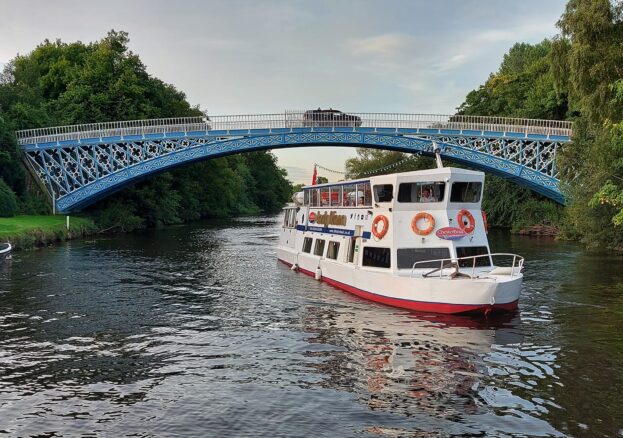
[299,167,485,211]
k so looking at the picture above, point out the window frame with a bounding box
[456,246,491,267]
[313,239,326,257]
[373,184,394,203]
[397,181,446,203]
[302,237,313,253]
[362,246,391,269]
[326,241,340,260]
[450,181,483,203]
[396,247,452,270]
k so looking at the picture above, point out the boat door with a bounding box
[346,225,363,266]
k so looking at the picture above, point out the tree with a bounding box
[457,39,568,229]
[552,0,623,249]
[0,178,17,217]
[316,176,329,184]
[0,31,293,229]
[345,149,432,179]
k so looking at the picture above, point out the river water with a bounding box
[0,216,622,437]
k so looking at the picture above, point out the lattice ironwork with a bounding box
[16,115,572,212]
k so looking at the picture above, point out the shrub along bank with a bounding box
[0,215,98,250]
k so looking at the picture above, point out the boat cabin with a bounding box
[281,167,491,276]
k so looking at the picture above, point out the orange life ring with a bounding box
[457,209,476,234]
[481,210,488,234]
[411,212,435,236]
[372,215,389,239]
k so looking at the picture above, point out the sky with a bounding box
[0,0,567,183]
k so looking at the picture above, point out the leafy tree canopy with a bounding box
[0,31,292,228]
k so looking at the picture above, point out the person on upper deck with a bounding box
[420,187,437,203]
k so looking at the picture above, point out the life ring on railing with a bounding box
[372,215,389,239]
[481,210,489,234]
[411,212,435,236]
[457,209,476,234]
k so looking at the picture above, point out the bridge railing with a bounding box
[15,117,209,145]
[15,113,573,145]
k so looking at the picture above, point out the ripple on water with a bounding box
[0,220,621,436]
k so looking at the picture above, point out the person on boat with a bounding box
[420,187,436,203]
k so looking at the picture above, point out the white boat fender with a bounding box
[315,267,322,280]
[291,263,298,271]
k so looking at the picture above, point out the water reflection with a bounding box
[0,220,620,437]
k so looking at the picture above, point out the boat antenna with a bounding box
[433,141,444,169]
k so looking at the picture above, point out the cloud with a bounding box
[0,0,567,179]
[345,33,413,57]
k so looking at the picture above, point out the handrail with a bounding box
[410,253,524,279]
[15,112,573,146]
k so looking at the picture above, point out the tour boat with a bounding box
[0,243,11,261]
[277,163,524,315]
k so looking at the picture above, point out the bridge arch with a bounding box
[16,114,572,212]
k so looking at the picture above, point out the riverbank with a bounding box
[0,215,99,250]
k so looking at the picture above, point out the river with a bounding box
[0,216,622,437]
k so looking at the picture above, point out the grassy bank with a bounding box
[0,215,99,250]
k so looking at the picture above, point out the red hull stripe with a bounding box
[278,259,517,315]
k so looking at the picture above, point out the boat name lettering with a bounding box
[315,211,347,227]
[435,227,467,240]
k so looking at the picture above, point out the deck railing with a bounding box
[410,253,525,279]
[15,112,573,146]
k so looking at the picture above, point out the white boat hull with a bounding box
[277,246,521,314]
[0,243,11,261]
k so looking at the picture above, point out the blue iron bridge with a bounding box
[16,112,573,213]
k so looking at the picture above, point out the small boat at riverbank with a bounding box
[277,161,524,315]
[0,243,11,261]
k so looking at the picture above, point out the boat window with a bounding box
[330,186,342,206]
[314,239,326,256]
[290,209,297,228]
[397,248,451,269]
[343,184,357,206]
[373,184,393,203]
[283,209,292,228]
[327,241,340,260]
[456,246,491,267]
[355,182,372,206]
[397,182,446,203]
[347,238,356,262]
[363,183,372,205]
[450,182,482,203]
[362,247,391,268]
[310,189,320,207]
[302,237,313,253]
[304,190,310,206]
[283,209,297,228]
[320,187,330,206]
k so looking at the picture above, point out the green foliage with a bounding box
[0,178,18,217]
[0,30,292,231]
[458,41,569,120]
[315,176,329,184]
[552,0,623,249]
[345,149,433,179]
[291,183,305,195]
[243,152,292,212]
[0,215,98,249]
[18,193,51,216]
[457,39,570,231]
[91,203,145,232]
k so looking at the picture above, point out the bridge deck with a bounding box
[16,113,573,147]
[15,113,574,212]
